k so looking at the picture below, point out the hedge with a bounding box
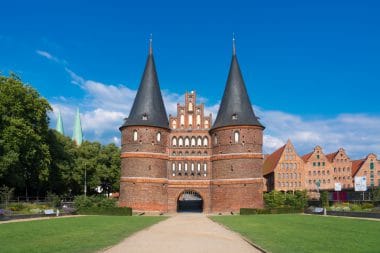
[240,207,303,215]
[77,207,132,216]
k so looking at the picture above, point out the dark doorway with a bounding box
[177,190,203,212]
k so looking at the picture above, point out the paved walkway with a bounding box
[103,213,260,253]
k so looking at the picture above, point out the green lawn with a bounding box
[0,216,166,253]
[212,214,380,253]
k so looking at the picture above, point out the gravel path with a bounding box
[103,213,260,253]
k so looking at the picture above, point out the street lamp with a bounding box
[84,165,87,197]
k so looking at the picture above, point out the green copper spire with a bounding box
[55,110,64,135]
[72,108,83,146]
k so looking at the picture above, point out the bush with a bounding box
[264,190,308,209]
[74,195,117,210]
[46,192,61,208]
[361,203,374,210]
[77,207,132,216]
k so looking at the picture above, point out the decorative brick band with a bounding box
[121,177,263,186]
[169,156,211,161]
[120,152,168,160]
[120,177,168,184]
[211,178,264,185]
[211,153,264,161]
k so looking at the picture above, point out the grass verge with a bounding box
[211,214,380,253]
[0,215,166,253]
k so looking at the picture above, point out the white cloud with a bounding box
[49,68,379,160]
[260,109,380,159]
[36,50,59,63]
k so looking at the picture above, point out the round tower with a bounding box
[210,39,265,212]
[119,41,170,212]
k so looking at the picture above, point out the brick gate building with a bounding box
[119,41,264,213]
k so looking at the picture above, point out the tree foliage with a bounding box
[0,74,121,199]
[0,74,51,197]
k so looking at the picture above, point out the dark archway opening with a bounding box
[177,190,203,212]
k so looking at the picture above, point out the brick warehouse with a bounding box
[119,41,265,213]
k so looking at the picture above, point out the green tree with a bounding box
[46,130,80,196]
[0,74,52,198]
[75,141,120,196]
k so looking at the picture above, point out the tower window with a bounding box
[133,130,138,141]
[234,131,240,143]
[156,132,161,142]
[214,135,218,145]
[191,137,196,147]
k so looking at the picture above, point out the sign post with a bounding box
[354,176,367,201]
[335,183,342,203]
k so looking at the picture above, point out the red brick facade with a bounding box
[120,91,264,213]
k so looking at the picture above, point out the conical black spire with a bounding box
[121,40,169,129]
[211,42,264,130]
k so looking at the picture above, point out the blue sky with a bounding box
[0,0,379,158]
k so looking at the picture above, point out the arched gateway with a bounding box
[177,190,203,212]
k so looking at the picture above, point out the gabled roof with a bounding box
[211,42,263,130]
[352,159,366,176]
[263,145,286,175]
[326,151,339,163]
[301,152,313,162]
[120,43,169,130]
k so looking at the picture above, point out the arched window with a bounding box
[191,163,194,171]
[184,163,188,172]
[188,102,193,111]
[180,115,185,126]
[197,163,201,171]
[203,163,207,172]
[234,131,240,143]
[197,137,202,146]
[204,120,209,129]
[172,137,177,147]
[203,137,208,147]
[172,163,176,171]
[172,120,177,129]
[214,135,218,145]
[156,132,161,142]
[191,137,196,147]
[133,130,138,141]
[178,163,182,171]
[179,137,183,147]
[185,137,190,147]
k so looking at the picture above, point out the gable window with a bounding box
[232,113,238,120]
[142,113,148,120]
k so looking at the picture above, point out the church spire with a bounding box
[121,37,169,129]
[56,110,64,135]
[72,108,83,146]
[211,39,264,130]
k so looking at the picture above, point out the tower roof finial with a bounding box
[232,32,236,56]
[149,33,153,55]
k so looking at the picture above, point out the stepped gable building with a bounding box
[263,140,305,192]
[352,154,379,188]
[326,148,353,189]
[264,143,380,195]
[119,40,265,213]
